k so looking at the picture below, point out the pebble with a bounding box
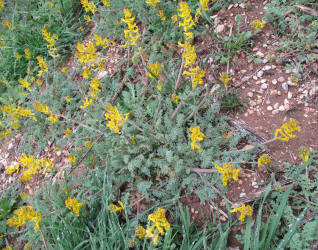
[239,3,245,8]
[239,193,246,198]
[274,103,279,109]
[278,76,285,82]
[267,106,273,111]
[228,4,233,10]
[263,58,269,64]
[287,80,296,86]
[261,83,268,90]
[8,143,13,150]
[271,65,277,69]
[279,105,285,111]
[257,99,262,105]
[216,24,225,33]
[247,92,253,98]
[256,51,265,58]
[263,65,271,71]
[249,100,257,107]
[288,92,292,99]
[272,110,279,114]
[277,91,281,96]
[240,69,247,74]
[56,151,62,156]
[253,76,258,80]
[270,89,277,95]
[257,70,264,77]
[261,79,267,83]
[303,90,308,96]
[255,80,261,85]
[282,82,289,91]
[252,181,259,188]
[272,79,277,85]
[266,100,271,105]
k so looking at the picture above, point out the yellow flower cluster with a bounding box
[41,28,59,58]
[14,52,21,60]
[230,204,253,222]
[80,0,96,14]
[65,197,83,216]
[135,225,146,239]
[195,0,210,22]
[157,10,166,21]
[68,153,77,165]
[105,104,129,134]
[33,102,59,124]
[257,154,271,168]
[108,200,125,213]
[215,162,240,186]
[178,2,195,40]
[251,19,264,30]
[178,41,197,67]
[274,118,301,142]
[3,246,12,250]
[2,20,12,30]
[85,140,93,148]
[80,77,102,109]
[7,206,42,230]
[102,0,110,7]
[189,126,205,152]
[18,78,30,89]
[183,66,205,88]
[93,34,109,49]
[200,0,210,11]
[146,0,160,7]
[299,146,310,162]
[2,105,37,122]
[76,42,99,66]
[25,48,31,59]
[0,129,12,139]
[121,8,140,47]
[219,72,232,88]
[147,62,162,79]
[36,56,48,76]
[64,128,72,136]
[145,208,170,245]
[6,153,54,181]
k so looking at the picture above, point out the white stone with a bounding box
[272,79,277,85]
[239,193,246,198]
[277,91,281,96]
[263,65,271,71]
[261,79,267,83]
[271,65,277,69]
[261,83,268,90]
[274,103,279,109]
[257,70,264,77]
[284,99,289,105]
[247,92,253,98]
[267,106,273,111]
[272,110,279,114]
[278,77,285,82]
[287,80,296,86]
[279,105,285,111]
[282,82,289,91]
[216,24,225,33]
[240,69,247,74]
[256,51,265,58]
[262,58,269,64]
[252,181,259,188]
[239,3,245,8]
[288,92,292,99]
[249,100,257,106]
[253,76,258,80]
[228,4,233,10]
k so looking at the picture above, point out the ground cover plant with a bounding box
[0,0,318,249]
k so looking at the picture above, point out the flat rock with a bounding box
[288,92,292,99]
[256,51,265,58]
[261,83,268,90]
[263,65,271,71]
[272,79,277,85]
[282,82,289,91]
[267,106,273,111]
[257,70,264,77]
[278,76,285,82]
[279,105,285,111]
[216,24,225,33]
[247,92,253,98]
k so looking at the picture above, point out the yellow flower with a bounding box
[156,82,163,91]
[24,48,31,59]
[84,15,91,22]
[178,2,195,38]
[65,96,71,103]
[171,94,180,104]
[2,20,12,29]
[0,129,12,139]
[135,225,146,239]
[85,140,93,148]
[215,162,240,186]
[299,147,310,162]
[195,7,203,22]
[147,62,162,79]
[251,19,263,30]
[65,197,83,216]
[80,97,94,109]
[145,208,170,245]
[146,0,160,7]
[64,128,72,136]
[80,0,96,14]
[291,74,298,85]
[35,79,43,86]
[34,102,51,115]
[257,154,271,168]
[93,34,109,49]
[24,243,32,250]
[102,0,110,7]
[82,68,91,79]
[20,192,29,199]
[200,0,210,11]
[230,204,253,222]
[157,10,166,21]
[18,78,30,89]
[7,206,42,230]
[61,67,68,73]
[219,72,232,88]
[121,9,140,47]
[36,56,48,76]
[178,41,197,67]
[48,1,53,7]
[105,104,129,134]
[2,105,37,121]
[108,200,125,212]
[274,118,301,142]
[171,14,178,23]
[3,246,12,250]
[41,28,59,57]
[75,42,98,66]
[0,0,4,10]
[68,154,77,165]
[183,66,205,88]
[189,126,205,152]
[14,52,22,60]
[48,114,58,124]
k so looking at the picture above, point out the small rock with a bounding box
[228,4,233,10]
[262,58,269,64]
[261,79,267,83]
[239,3,245,8]
[263,65,271,71]
[8,143,13,150]
[274,103,279,109]
[287,80,296,86]
[240,69,247,74]
[272,79,277,85]
[234,3,239,7]
[256,51,264,58]
[257,70,264,78]
[255,80,261,85]
[266,100,271,105]
[257,99,262,105]
[216,24,225,33]
[267,106,273,111]
[261,83,268,90]
[271,65,277,69]
[247,92,253,98]
[303,90,308,96]
[279,105,285,111]
[56,151,62,156]
[284,99,289,105]
[285,70,290,74]
[239,193,246,198]
[282,82,289,91]
[253,75,258,80]
[278,76,285,82]
[249,100,256,107]
[252,181,259,188]
[272,110,279,114]
[288,92,292,99]
[270,89,277,95]
[277,90,281,96]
